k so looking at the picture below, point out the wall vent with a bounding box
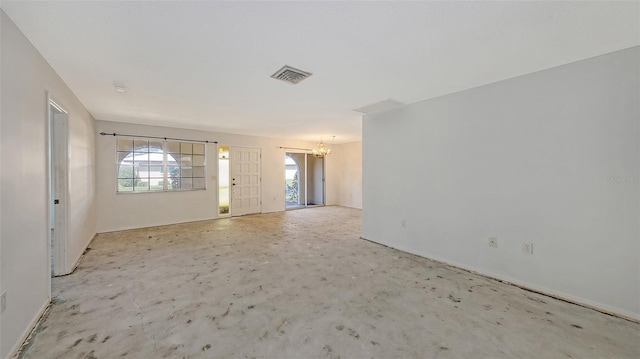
[271,65,312,84]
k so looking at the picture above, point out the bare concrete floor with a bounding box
[20,206,639,359]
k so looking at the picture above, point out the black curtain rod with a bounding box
[99,132,218,144]
[279,146,312,151]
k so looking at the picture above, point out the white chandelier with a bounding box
[312,137,332,158]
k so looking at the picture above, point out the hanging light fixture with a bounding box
[312,137,332,158]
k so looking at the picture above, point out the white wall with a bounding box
[96,121,328,232]
[0,10,3,356]
[363,47,639,319]
[328,141,363,209]
[1,10,96,359]
[307,156,324,205]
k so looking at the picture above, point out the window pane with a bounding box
[148,152,164,166]
[181,142,193,155]
[167,154,179,165]
[149,178,165,191]
[118,179,134,192]
[137,166,151,179]
[193,155,205,166]
[134,139,148,151]
[181,167,193,177]
[193,166,205,177]
[168,176,180,190]
[166,141,180,153]
[135,180,150,191]
[134,153,149,165]
[117,139,133,151]
[117,165,134,179]
[180,155,192,166]
[181,177,193,189]
[193,143,205,155]
[149,140,163,153]
[168,165,179,175]
[117,152,132,164]
[219,147,229,160]
[193,177,206,189]
[218,147,229,214]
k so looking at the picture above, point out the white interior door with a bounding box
[230,147,261,216]
[50,101,69,276]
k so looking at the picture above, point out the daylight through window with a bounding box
[116,138,206,192]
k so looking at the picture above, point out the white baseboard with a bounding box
[6,299,50,359]
[361,236,640,323]
[68,233,97,274]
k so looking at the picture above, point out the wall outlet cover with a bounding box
[523,242,533,254]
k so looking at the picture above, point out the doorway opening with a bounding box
[49,98,69,277]
[285,152,325,209]
[218,146,230,215]
[285,154,301,208]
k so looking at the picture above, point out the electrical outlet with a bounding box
[1,292,6,313]
[489,237,498,248]
[523,242,533,254]
[401,219,407,228]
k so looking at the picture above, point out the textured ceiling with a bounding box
[2,1,638,143]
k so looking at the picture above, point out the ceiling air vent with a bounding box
[271,65,312,84]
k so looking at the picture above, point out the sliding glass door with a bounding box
[285,152,324,209]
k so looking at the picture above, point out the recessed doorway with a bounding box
[285,152,325,209]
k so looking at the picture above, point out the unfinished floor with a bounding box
[19,206,639,358]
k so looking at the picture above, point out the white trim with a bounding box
[5,299,50,359]
[97,217,220,234]
[48,99,67,114]
[46,92,53,302]
[64,233,97,276]
[304,153,308,206]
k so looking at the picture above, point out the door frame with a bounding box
[48,94,69,277]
